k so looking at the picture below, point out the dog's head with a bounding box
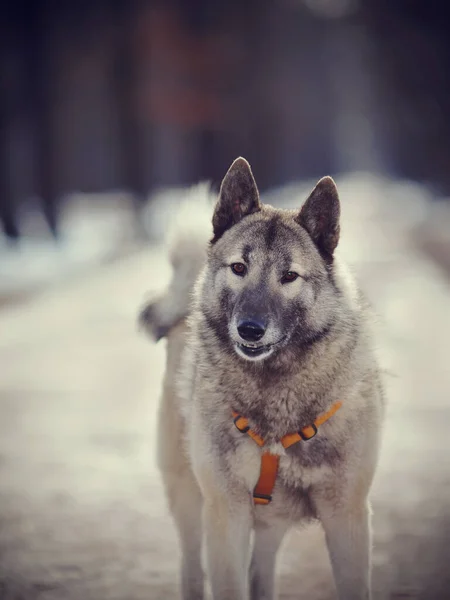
[199,157,343,363]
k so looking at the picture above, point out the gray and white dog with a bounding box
[139,157,385,600]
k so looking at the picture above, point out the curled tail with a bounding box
[138,183,214,341]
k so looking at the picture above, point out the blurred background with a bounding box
[2,0,450,297]
[0,1,450,599]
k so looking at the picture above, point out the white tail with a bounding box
[138,183,215,341]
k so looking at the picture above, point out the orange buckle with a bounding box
[233,415,250,433]
[253,493,272,505]
[298,423,318,441]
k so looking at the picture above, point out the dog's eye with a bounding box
[231,263,247,276]
[281,271,299,284]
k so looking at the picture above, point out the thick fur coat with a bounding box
[139,158,385,600]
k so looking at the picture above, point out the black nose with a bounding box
[237,320,265,342]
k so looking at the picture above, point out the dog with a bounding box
[139,157,385,600]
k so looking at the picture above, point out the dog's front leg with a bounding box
[202,489,253,600]
[317,497,372,600]
[250,520,289,600]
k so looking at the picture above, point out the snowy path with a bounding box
[0,177,449,599]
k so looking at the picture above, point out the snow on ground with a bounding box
[0,174,449,599]
[0,192,138,301]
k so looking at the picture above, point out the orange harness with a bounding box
[232,401,342,505]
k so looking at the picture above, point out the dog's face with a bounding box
[200,158,342,363]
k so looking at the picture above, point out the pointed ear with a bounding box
[212,157,261,242]
[295,176,340,258]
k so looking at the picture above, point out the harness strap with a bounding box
[232,401,342,506]
[253,453,280,505]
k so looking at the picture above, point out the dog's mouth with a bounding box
[234,338,284,361]
[237,342,273,358]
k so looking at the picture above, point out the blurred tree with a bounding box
[1,0,450,242]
